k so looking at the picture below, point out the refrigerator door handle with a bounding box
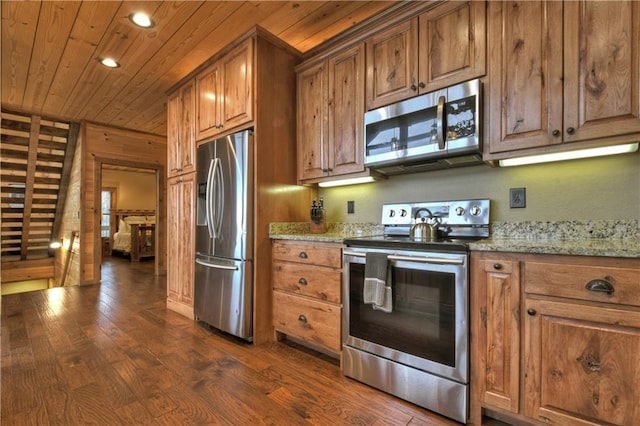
[213,156,224,237]
[206,158,219,238]
[195,258,239,271]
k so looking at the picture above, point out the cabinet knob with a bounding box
[566,127,575,134]
[298,278,308,286]
[298,314,308,323]
[298,251,308,259]
[552,129,561,137]
[410,84,418,91]
[527,308,537,316]
[493,263,502,270]
[322,168,328,173]
[418,82,425,89]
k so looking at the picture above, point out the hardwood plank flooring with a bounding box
[2,257,506,425]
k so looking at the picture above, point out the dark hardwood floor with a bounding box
[2,257,498,425]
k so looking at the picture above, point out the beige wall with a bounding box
[102,169,156,211]
[320,152,640,223]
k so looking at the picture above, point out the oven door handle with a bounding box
[343,250,464,265]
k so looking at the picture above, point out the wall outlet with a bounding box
[347,200,355,214]
[510,187,526,208]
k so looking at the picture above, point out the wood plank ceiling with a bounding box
[1,1,397,136]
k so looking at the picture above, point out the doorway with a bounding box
[96,159,165,282]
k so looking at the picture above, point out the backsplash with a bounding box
[490,220,638,240]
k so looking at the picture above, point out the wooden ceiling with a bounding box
[1,1,398,137]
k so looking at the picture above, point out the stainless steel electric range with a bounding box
[342,199,490,424]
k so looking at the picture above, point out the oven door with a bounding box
[342,248,468,383]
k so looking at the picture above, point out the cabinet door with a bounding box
[167,175,195,306]
[524,299,640,425]
[297,63,328,181]
[221,38,253,132]
[418,1,486,93]
[168,82,196,177]
[472,257,521,414]
[196,61,222,141]
[563,1,640,143]
[179,82,196,175]
[487,1,563,154]
[167,92,181,177]
[327,43,365,177]
[365,19,418,110]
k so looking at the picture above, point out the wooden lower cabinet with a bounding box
[470,251,640,426]
[166,173,195,318]
[272,240,342,356]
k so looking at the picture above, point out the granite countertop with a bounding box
[470,220,639,258]
[269,222,384,243]
[270,220,639,258]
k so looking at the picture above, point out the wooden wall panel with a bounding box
[54,136,82,286]
[82,123,166,284]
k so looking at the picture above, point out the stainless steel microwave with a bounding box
[364,79,483,175]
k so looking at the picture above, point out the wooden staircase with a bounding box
[1,109,79,263]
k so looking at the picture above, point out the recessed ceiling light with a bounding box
[100,57,120,68]
[129,12,154,28]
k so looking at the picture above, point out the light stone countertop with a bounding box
[270,220,639,258]
[269,222,384,243]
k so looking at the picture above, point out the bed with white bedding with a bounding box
[111,211,156,261]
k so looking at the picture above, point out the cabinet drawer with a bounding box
[272,240,342,268]
[524,261,640,307]
[273,291,341,354]
[273,261,341,303]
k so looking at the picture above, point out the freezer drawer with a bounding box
[194,257,253,341]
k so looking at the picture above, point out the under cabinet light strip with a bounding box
[499,143,638,167]
[318,176,377,188]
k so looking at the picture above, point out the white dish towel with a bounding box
[363,252,392,313]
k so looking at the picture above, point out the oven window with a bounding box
[348,263,456,367]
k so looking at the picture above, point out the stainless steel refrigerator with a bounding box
[195,130,253,341]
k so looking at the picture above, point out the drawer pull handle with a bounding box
[298,314,307,323]
[298,251,308,259]
[298,278,307,286]
[585,279,614,295]
[493,263,502,270]
[527,308,537,316]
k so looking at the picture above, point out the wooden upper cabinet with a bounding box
[297,42,366,183]
[327,43,366,177]
[297,63,327,181]
[196,37,253,141]
[167,81,196,178]
[418,1,486,93]
[221,38,253,131]
[366,1,486,110]
[563,1,640,143]
[488,1,640,155]
[196,61,222,140]
[365,19,418,110]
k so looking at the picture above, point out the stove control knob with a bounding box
[470,205,482,216]
[400,209,408,217]
[388,210,396,218]
[455,206,465,216]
